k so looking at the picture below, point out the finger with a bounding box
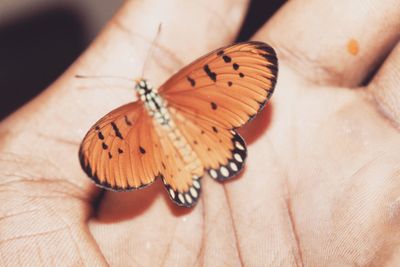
[368,42,400,126]
[77,0,249,86]
[255,0,400,86]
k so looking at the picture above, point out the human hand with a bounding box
[1,0,399,266]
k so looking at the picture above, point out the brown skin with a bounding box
[1,0,400,265]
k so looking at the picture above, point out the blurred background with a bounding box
[0,0,282,120]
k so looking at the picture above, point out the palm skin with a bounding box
[0,0,399,266]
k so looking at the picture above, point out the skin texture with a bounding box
[0,0,399,265]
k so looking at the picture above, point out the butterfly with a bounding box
[79,41,278,207]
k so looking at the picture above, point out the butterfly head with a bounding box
[134,78,154,96]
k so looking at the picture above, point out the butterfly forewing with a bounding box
[155,128,203,207]
[79,102,163,190]
[159,41,278,129]
[79,102,203,207]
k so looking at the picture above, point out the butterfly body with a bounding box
[136,79,170,126]
[136,79,203,175]
[79,41,278,207]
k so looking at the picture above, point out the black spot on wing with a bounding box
[98,131,104,140]
[217,49,232,63]
[222,55,231,63]
[78,145,158,192]
[211,102,218,110]
[233,63,239,70]
[187,76,196,87]
[124,115,132,126]
[216,50,224,56]
[139,146,146,154]
[102,142,108,150]
[203,64,217,82]
[111,122,123,139]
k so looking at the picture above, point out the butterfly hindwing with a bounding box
[207,131,247,181]
[153,123,204,207]
[169,107,247,182]
[162,173,202,207]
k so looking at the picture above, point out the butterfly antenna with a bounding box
[75,74,134,82]
[140,23,162,78]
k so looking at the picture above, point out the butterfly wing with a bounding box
[155,125,203,207]
[169,107,247,181]
[159,41,277,180]
[79,101,203,206]
[79,102,164,190]
[159,41,278,129]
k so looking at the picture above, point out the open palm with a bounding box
[1,0,399,266]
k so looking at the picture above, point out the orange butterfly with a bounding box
[79,41,278,207]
